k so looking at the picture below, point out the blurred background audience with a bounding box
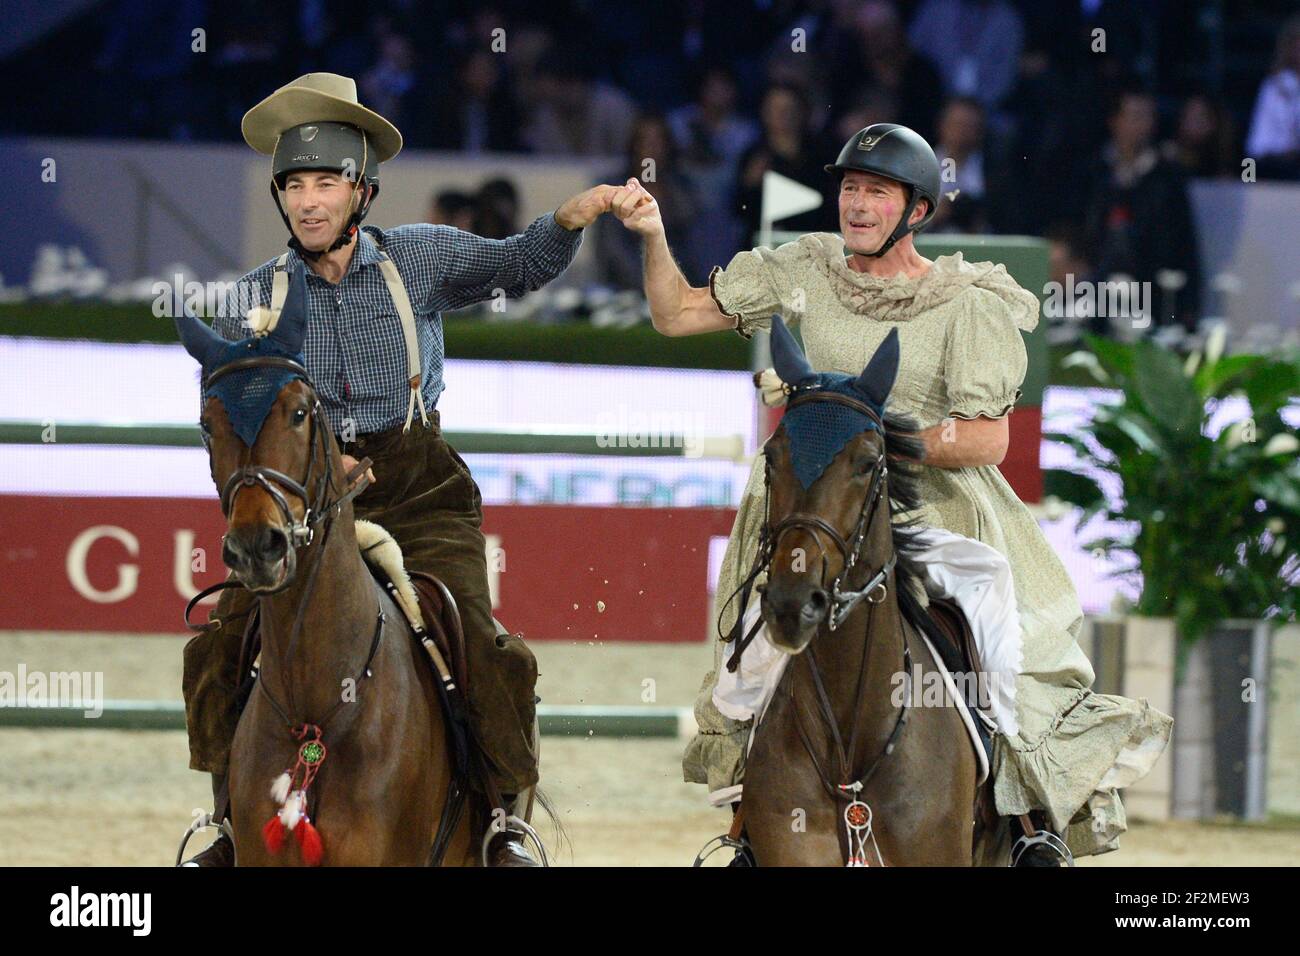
[6,0,1299,336]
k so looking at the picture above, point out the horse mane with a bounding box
[879,407,956,657]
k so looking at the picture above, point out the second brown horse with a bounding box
[734,318,997,866]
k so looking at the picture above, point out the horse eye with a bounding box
[292,408,308,425]
[199,418,211,435]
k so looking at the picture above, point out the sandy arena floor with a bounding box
[1,632,1297,866]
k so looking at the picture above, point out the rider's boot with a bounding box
[1010,811,1073,867]
[485,792,540,867]
[728,802,756,866]
[180,771,235,867]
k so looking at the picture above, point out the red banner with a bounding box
[0,496,738,641]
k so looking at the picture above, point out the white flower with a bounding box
[1062,350,1109,383]
[1205,323,1227,364]
[1042,495,1070,520]
[1261,433,1299,456]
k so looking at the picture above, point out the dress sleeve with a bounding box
[943,292,1029,420]
[708,238,810,339]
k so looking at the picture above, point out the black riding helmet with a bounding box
[271,121,380,260]
[825,123,942,258]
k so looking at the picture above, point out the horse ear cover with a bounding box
[770,315,816,387]
[175,261,311,447]
[855,327,900,407]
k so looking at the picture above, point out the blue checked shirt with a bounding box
[206,214,582,435]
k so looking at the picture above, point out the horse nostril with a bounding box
[800,589,830,622]
[255,527,289,563]
[221,537,245,570]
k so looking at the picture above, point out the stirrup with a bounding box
[175,812,236,866]
[693,833,754,867]
[480,815,550,867]
[1010,827,1075,867]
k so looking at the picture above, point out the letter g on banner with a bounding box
[66,525,140,603]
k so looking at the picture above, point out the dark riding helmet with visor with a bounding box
[826,123,942,258]
[270,121,380,260]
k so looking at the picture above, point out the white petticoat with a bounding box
[712,526,1025,736]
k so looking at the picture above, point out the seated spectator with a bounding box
[525,49,637,156]
[852,1,946,142]
[929,96,989,233]
[735,84,838,241]
[1083,89,1202,332]
[907,0,1025,117]
[668,66,759,178]
[425,49,521,153]
[474,177,521,240]
[595,114,699,289]
[359,32,419,146]
[834,89,902,142]
[668,66,758,279]
[1162,93,1240,179]
[428,190,476,231]
[996,40,1098,233]
[928,95,1019,234]
[1044,222,1101,336]
[1245,15,1300,180]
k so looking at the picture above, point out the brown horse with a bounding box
[175,265,477,866]
[731,318,997,866]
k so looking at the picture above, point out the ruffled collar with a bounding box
[812,240,1039,330]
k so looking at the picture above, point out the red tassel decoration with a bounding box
[295,818,323,866]
[263,815,287,854]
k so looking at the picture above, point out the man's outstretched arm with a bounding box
[612,178,735,337]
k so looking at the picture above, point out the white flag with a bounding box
[760,171,823,225]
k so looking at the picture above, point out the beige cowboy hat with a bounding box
[241,72,403,162]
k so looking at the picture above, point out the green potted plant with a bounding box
[1043,329,1299,821]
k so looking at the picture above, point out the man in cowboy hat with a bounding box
[182,73,616,866]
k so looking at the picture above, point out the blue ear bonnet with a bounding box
[765,314,899,491]
[204,337,307,448]
[175,258,312,448]
[782,375,885,490]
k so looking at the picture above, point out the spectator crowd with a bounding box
[7,0,1300,336]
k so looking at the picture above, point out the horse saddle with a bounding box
[922,596,995,780]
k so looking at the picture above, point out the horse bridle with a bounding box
[769,391,897,632]
[723,389,897,671]
[184,355,372,622]
[723,386,912,865]
[207,356,354,552]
